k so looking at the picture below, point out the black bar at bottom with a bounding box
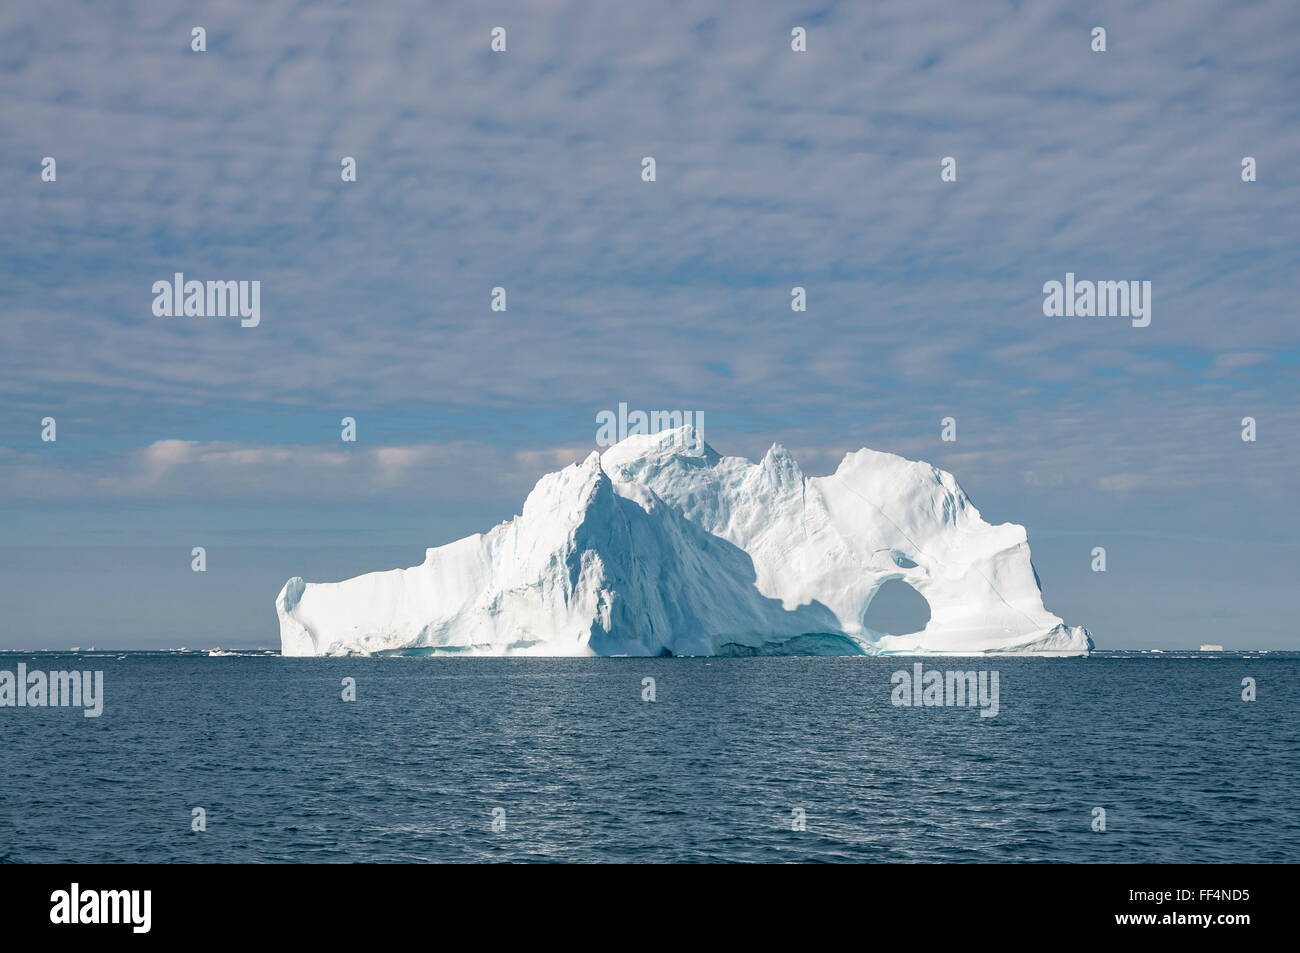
[0,863,1275,940]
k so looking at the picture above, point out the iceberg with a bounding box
[276,427,1092,657]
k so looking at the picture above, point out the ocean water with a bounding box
[1,651,1296,863]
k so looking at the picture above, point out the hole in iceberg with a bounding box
[863,578,931,635]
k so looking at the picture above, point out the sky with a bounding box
[1,0,1297,650]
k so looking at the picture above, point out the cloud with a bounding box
[0,437,595,502]
[1207,351,1271,376]
[0,0,1296,524]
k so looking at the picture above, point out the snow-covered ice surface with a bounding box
[277,427,1092,657]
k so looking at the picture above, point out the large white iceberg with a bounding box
[276,427,1091,657]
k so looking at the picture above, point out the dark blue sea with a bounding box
[1,652,1296,863]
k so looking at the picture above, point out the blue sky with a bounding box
[2,0,1298,649]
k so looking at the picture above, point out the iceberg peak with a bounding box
[760,442,801,483]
